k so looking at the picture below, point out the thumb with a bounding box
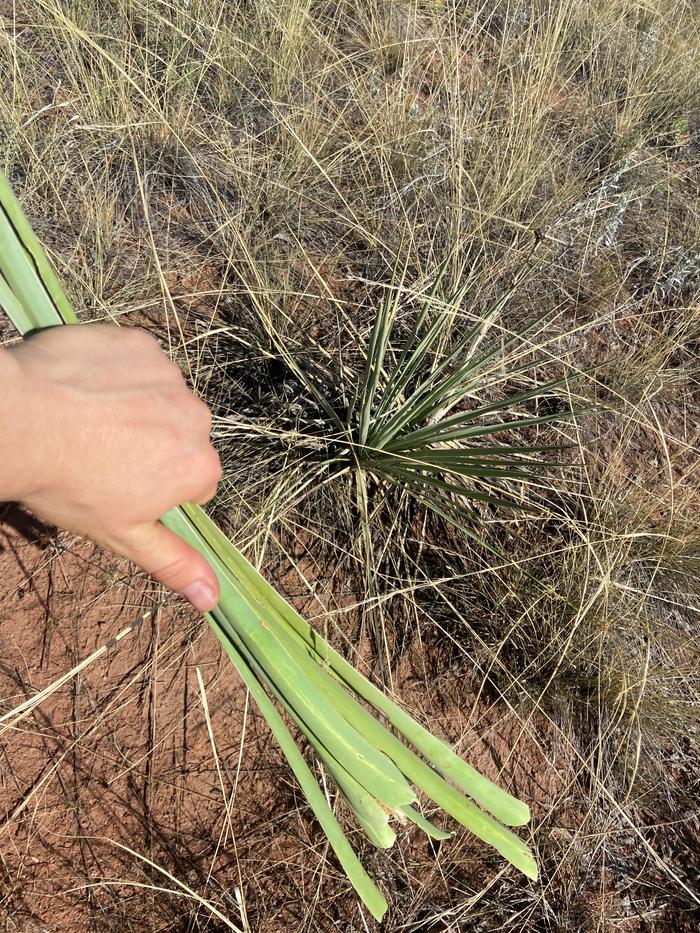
[118,521,220,613]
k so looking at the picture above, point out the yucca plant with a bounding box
[0,172,537,922]
[220,250,570,554]
[350,261,566,514]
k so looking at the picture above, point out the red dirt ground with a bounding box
[0,506,576,932]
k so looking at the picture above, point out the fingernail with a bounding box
[183,580,219,613]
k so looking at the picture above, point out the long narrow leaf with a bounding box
[209,610,389,919]
[179,503,531,828]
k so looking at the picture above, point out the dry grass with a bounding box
[1,0,699,930]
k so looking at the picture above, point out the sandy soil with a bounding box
[0,506,576,932]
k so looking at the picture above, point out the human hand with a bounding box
[0,324,222,611]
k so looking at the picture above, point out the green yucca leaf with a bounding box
[375,466,526,511]
[209,608,390,918]
[375,453,543,477]
[163,508,416,813]
[180,503,531,828]
[213,605,399,850]
[368,261,457,427]
[264,615,537,876]
[0,178,77,326]
[385,411,568,455]
[192,522,537,877]
[382,380,573,454]
[0,271,32,333]
[401,805,453,841]
[374,443,561,459]
[365,266,539,450]
[357,262,406,445]
[0,171,538,922]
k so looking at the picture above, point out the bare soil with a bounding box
[0,509,577,933]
